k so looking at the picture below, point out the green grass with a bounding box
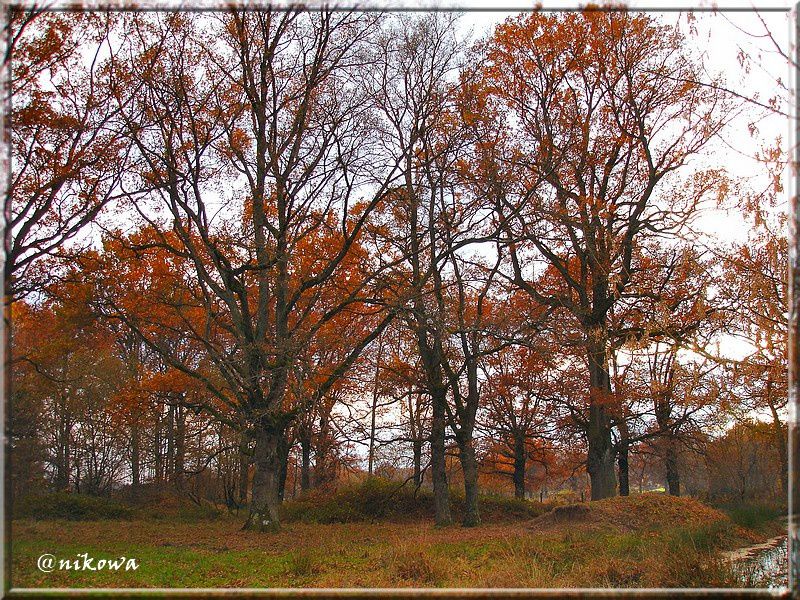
[10,516,749,588]
[10,493,782,589]
[719,502,785,532]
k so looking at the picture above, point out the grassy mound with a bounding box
[529,493,731,533]
[281,477,547,524]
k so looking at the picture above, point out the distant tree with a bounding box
[480,343,558,499]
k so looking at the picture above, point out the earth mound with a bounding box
[528,493,729,532]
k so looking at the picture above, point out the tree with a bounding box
[4,10,127,305]
[480,343,558,499]
[102,11,404,531]
[721,213,788,495]
[480,10,729,499]
[369,13,464,526]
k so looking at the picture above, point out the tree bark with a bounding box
[243,420,285,532]
[131,423,140,494]
[586,327,617,500]
[166,403,175,480]
[430,388,452,526]
[300,435,311,492]
[617,444,629,497]
[458,435,480,527]
[412,438,422,487]
[368,339,383,476]
[665,438,681,497]
[173,405,185,490]
[154,409,163,483]
[278,433,290,502]
[238,432,249,505]
[513,435,526,500]
[617,421,630,497]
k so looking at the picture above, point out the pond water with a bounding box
[729,536,788,588]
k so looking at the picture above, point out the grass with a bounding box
[718,501,786,533]
[10,493,775,589]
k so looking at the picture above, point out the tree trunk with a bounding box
[55,402,71,491]
[131,423,140,494]
[173,405,185,490]
[767,394,788,498]
[368,339,383,476]
[166,403,175,480]
[430,389,452,526]
[617,421,630,497]
[617,444,629,497]
[238,431,249,505]
[300,436,311,492]
[277,434,290,502]
[665,438,681,496]
[586,328,617,500]
[513,435,526,500]
[154,409,163,483]
[412,438,422,487]
[458,436,480,527]
[244,420,285,532]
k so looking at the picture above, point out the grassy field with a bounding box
[9,490,784,589]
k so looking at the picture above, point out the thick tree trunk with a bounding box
[513,435,526,500]
[430,389,452,526]
[243,421,285,533]
[300,436,311,492]
[587,408,616,500]
[586,328,616,500]
[458,436,480,527]
[665,438,681,496]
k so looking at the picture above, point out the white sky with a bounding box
[455,8,791,243]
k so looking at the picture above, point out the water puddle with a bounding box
[724,535,787,588]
